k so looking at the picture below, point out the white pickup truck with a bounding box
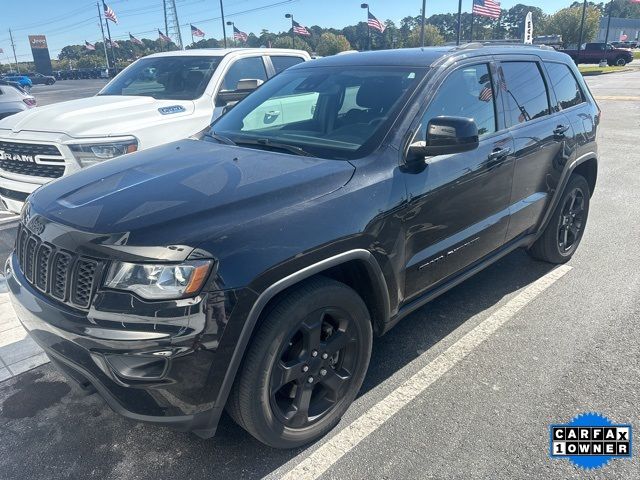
[0,48,310,213]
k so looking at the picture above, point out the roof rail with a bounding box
[454,41,557,51]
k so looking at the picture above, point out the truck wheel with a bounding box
[528,174,590,264]
[227,276,372,448]
[614,56,627,66]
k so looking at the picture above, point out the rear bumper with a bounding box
[4,252,245,438]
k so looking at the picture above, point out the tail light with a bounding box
[23,98,37,108]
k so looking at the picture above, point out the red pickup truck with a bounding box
[563,42,633,66]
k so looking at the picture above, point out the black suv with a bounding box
[6,45,599,448]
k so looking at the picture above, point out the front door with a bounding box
[402,61,515,302]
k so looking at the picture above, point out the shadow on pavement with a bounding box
[0,249,554,480]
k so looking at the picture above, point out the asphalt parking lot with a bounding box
[31,78,109,106]
[0,71,639,479]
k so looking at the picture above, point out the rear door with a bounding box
[402,59,515,300]
[496,57,574,241]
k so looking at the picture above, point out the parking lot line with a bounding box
[275,265,572,480]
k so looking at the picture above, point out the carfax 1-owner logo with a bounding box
[550,412,633,470]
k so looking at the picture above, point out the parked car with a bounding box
[0,82,36,120]
[25,72,56,85]
[0,48,310,213]
[5,45,599,448]
[562,42,633,66]
[0,74,32,91]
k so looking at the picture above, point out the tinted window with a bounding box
[421,63,496,137]
[211,67,425,159]
[221,57,267,91]
[499,62,550,127]
[585,43,603,51]
[99,56,222,100]
[545,62,585,110]
[271,56,305,74]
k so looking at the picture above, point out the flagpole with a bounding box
[470,11,475,42]
[577,0,587,55]
[285,14,295,49]
[420,0,426,47]
[96,2,110,70]
[456,0,463,45]
[361,4,370,51]
[220,0,227,48]
[227,21,235,47]
[102,2,116,71]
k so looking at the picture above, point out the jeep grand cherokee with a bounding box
[6,45,599,448]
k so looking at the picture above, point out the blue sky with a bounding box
[1,0,573,64]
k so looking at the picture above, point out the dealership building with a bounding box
[597,17,640,42]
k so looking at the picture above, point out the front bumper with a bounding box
[5,253,244,437]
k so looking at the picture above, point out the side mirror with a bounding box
[407,116,479,163]
[216,78,264,107]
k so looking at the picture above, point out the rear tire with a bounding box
[528,174,590,264]
[227,276,372,448]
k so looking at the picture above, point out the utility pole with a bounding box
[163,0,169,43]
[604,0,614,46]
[97,2,110,70]
[164,0,183,49]
[220,0,227,48]
[456,0,463,45]
[9,29,19,73]
[577,0,587,55]
[420,0,427,47]
[285,14,295,49]
[361,3,370,50]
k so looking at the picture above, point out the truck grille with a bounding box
[15,223,103,309]
[0,141,65,178]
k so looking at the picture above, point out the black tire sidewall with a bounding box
[550,175,590,261]
[240,279,372,448]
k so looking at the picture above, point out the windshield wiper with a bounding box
[204,131,236,145]
[232,137,316,157]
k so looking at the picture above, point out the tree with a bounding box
[271,36,312,53]
[501,4,547,39]
[546,5,600,46]
[316,32,352,56]
[406,25,445,47]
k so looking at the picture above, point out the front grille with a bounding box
[0,141,62,157]
[0,160,65,178]
[0,187,30,202]
[15,223,103,309]
[0,141,65,178]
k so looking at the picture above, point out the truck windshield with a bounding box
[209,66,426,160]
[98,56,222,100]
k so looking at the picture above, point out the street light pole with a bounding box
[285,13,295,49]
[227,21,235,47]
[420,0,427,47]
[456,0,463,46]
[361,3,370,51]
[577,0,587,54]
[220,0,227,48]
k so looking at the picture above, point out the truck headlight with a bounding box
[68,139,138,168]
[105,260,212,300]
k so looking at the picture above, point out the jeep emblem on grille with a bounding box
[0,150,35,162]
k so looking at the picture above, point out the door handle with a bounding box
[553,124,570,137]
[487,147,512,161]
[265,110,280,117]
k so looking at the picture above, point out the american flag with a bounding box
[233,26,248,42]
[191,24,205,38]
[479,85,493,102]
[368,11,385,33]
[85,41,96,51]
[472,0,501,20]
[292,20,310,36]
[103,2,118,23]
[158,29,172,43]
[129,33,144,46]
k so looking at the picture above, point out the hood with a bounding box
[29,139,355,248]
[0,95,196,137]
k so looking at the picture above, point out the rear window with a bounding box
[271,56,305,74]
[545,62,585,110]
[499,61,550,127]
[99,56,222,100]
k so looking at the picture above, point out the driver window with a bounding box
[419,63,496,138]
[221,57,268,91]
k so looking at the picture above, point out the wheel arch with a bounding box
[212,249,390,417]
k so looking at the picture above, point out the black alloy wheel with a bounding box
[227,276,372,448]
[557,187,586,254]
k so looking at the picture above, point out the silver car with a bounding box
[0,81,36,120]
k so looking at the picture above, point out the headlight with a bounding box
[68,139,138,168]
[105,260,212,300]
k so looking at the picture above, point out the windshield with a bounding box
[99,55,222,100]
[209,66,426,159]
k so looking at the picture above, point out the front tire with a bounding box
[227,276,372,448]
[528,174,590,264]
